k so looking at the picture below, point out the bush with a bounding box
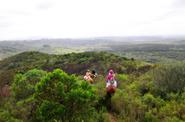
[0,109,22,122]
[142,93,165,109]
[34,69,99,122]
[111,88,146,121]
[11,69,47,101]
[163,117,184,122]
[6,69,47,121]
[101,112,112,122]
[6,69,103,122]
[153,62,185,93]
[158,101,185,121]
[144,110,159,122]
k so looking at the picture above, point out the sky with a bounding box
[0,0,185,40]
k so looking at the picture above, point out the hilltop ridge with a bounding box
[0,51,152,86]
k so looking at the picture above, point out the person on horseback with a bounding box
[84,69,94,84]
[106,69,117,94]
[90,70,97,79]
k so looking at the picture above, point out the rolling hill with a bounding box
[0,51,152,87]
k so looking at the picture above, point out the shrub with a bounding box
[0,109,22,122]
[111,88,146,121]
[142,93,165,109]
[11,69,47,101]
[144,110,159,122]
[101,112,112,122]
[7,69,105,122]
[163,117,184,122]
[158,101,185,121]
[153,62,185,93]
[34,69,99,122]
[6,69,47,121]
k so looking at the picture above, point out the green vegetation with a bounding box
[110,43,185,63]
[0,51,151,87]
[153,63,185,93]
[0,51,185,122]
[1,69,99,122]
[1,39,185,63]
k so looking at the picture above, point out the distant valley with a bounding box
[1,36,185,62]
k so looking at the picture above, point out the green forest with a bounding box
[0,51,185,122]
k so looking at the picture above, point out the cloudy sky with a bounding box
[0,0,185,40]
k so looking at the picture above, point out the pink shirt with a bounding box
[106,73,114,81]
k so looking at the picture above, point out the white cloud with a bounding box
[0,0,184,40]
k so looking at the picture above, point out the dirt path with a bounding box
[108,113,117,122]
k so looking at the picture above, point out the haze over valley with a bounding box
[1,36,185,62]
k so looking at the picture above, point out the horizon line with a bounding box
[1,35,185,41]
